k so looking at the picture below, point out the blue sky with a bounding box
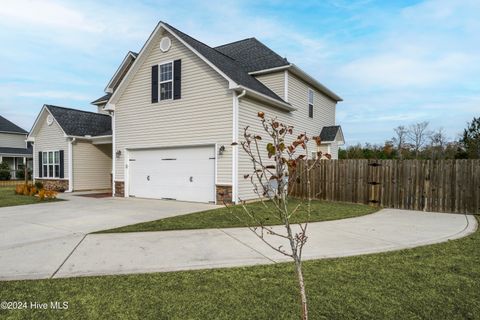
[0,0,478,145]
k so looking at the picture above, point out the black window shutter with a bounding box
[173,59,181,100]
[59,150,64,179]
[38,151,43,178]
[151,65,159,103]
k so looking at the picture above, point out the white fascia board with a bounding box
[91,100,108,106]
[290,65,343,102]
[248,64,292,75]
[104,103,115,112]
[109,22,238,106]
[104,52,137,93]
[161,23,237,88]
[233,86,296,112]
[29,105,68,139]
[66,134,112,141]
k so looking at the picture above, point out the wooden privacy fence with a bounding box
[0,180,33,188]
[289,159,480,214]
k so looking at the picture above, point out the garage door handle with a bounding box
[189,176,193,182]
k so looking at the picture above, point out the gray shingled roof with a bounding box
[91,93,112,105]
[164,23,285,103]
[0,115,27,134]
[46,105,112,137]
[0,146,32,156]
[320,126,341,142]
[215,38,290,73]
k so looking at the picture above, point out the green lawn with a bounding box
[1,219,478,319]
[98,199,379,233]
[0,187,61,208]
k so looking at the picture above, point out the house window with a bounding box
[159,62,173,100]
[308,89,314,118]
[42,151,60,178]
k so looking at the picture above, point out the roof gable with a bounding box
[108,21,290,109]
[0,115,27,134]
[36,105,112,137]
[320,125,344,143]
[215,38,289,73]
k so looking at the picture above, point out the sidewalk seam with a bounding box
[50,234,87,279]
[219,229,278,264]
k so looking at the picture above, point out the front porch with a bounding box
[0,154,33,180]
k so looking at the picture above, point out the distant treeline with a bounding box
[340,116,480,160]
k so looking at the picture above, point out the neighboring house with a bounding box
[29,21,344,203]
[0,115,32,179]
[28,105,112,191]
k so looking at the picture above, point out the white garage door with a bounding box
[128,146,215,203]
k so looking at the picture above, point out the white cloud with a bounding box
[0,0,103,33]
[17,91,90,101]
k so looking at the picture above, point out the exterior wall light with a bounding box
[218,145,225,155]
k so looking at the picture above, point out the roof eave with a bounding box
[91,99,108,106]
[289,65,343,102]
[234,86,296,112]
[103,51,138,94]
[0,130,27,135]
[248,64,292,75]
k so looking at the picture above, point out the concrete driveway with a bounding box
[0,193,476,281]
[0,193,218,280]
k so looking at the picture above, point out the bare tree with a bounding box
[228,112,326,320]
[407,121,431,158]
[392,125,407,159]
[429,128,448,159]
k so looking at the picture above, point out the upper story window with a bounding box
[308,89,314,118]
[160,62,173,100]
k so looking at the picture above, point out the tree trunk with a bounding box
[295,259,308,320]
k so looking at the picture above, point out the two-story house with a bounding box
[28,21,344,203]
[0,115,32,179]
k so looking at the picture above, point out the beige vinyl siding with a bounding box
[288,71,336,132]
[0,133,27,148]
[33,112,69,179]
[255,72,285,100]
[115,29,232,185]
[73,141,112,191]
[237,71,339,200]
[237,98,308,200]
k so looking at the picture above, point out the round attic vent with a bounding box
[47,115,54,126]
[159,36,171,52]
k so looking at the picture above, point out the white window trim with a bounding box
[41,150,60,179]
[158,60,174,101]
[308,88,314,118]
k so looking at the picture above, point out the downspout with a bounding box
[111,111,115,197]
[232,89,246,204]
[67,137,75,192]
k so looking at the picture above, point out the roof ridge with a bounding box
[163,22,238,63]
[46,105,111,118]
[214,37,256,49]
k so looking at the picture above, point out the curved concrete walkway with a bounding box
[51,209,476,279]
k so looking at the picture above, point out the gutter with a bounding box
[233,86,295,112]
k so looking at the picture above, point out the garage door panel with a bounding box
[128,146,215,203]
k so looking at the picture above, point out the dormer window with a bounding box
[308,88,314,118]
[160,62,173,100]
